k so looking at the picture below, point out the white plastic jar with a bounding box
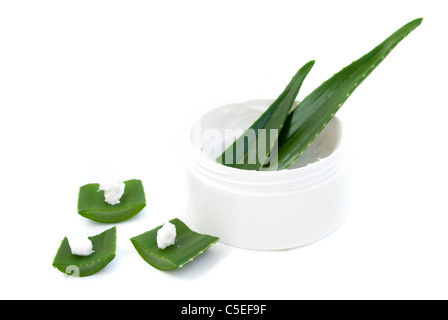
[184,99,351,250]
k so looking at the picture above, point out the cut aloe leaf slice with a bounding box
[216,60,315,170]
[78,179,146,223]
[272,18,423,170]
[52,227,117,277]
[131,218,219,271]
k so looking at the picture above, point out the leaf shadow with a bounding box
[164,244,228,280]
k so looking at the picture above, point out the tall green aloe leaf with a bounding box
[271,18,422,170]
[217,60,315,170]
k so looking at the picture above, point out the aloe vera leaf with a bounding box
[130,218,219,271]
[217,60,315,170]
[52,227,117,277]
[78,179,146,223]
[272,18,423,170]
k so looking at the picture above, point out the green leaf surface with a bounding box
[52,227,117,277]
[78,179,146,223]
[217,60,315,170]
[130,218,219,271]
[272,18,423,170]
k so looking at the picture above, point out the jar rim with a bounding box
[184,99,349,194]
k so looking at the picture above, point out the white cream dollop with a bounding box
[98,181,125,205]
[157,222,177,249]
[68,236,94,256]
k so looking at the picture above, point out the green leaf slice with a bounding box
[130,218,219,271]
[78,179,146,223]
[273,18,423,170]
[52,227,117,277]
[216,60,315,170]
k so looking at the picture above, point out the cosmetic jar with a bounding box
[184,99,351,250]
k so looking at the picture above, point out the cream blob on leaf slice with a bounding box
[157,222,177,249]
[98,180,126,205]
[67,236,94,256]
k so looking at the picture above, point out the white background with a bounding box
[1,1,447,300]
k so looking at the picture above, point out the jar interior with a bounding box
[191,100,341,169]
